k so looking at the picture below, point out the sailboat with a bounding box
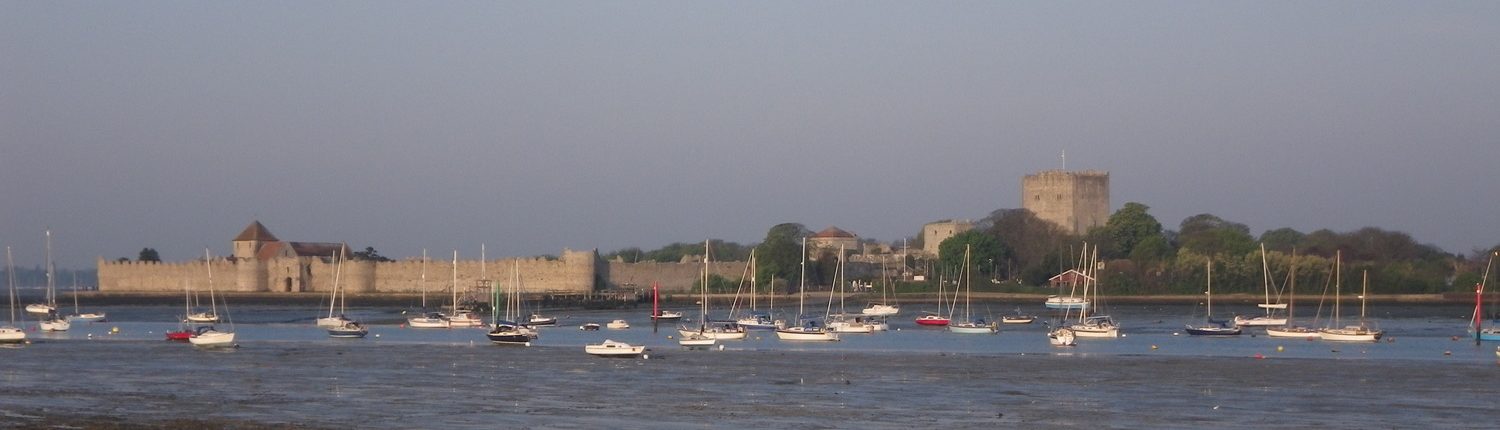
[914,269,951,326]
[189,249,236,347]
[36,229,69,332]
[735,250,782,330]
[1319,253,1382,342]
[1266,249,1319,338]
[324,248,368,338]
[677,242,719,348]
[183,248,221,324]
[316,245,353,328]
[949,245,995,334]
[407,250,449,329]
[487,260,539,345]
[23,233,56,316]
[828,245,876,334]
[1468,251,1500,342]
[1068,245,1119,338]
[775,237,839,341]
[1044,246,1093,311]
[861,258,900,317]
[65,273,106,323]
[2,247,27,344]
[1185,259,1241,336]
[678,240,746,340]
[445,250,485,328]
[1234,244,1288,327]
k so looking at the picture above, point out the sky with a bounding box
[3,1,1499,270]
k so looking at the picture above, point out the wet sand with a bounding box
[1,340,1495,429]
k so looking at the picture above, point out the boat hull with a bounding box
[861,305,900,316]
[1044,296,1090,310]
[774,327,839,341]
[1477,329,1500,342]
[1319,327,1382,342]
[185,313,220,324]
[315,316,351,328]
[677,328,747,340]
[949,323,996,334]
[0,327,25,344]
[1265,326,1320,338]
[606,320,630,329]
[24,304,54,315]
[38,319,70,332]
[1233,315,1287,327]
[1001,316,1036,324]
[406,317,450,329]
[66,313,107,323]
[914,315,950,326]
[487,332,533,345]
[1048,328,1076,347]
[1185,325,1242,336]
[585,340,645,357]
[189,330,236,347]
[165,330,193,341]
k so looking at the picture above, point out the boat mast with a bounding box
[451,250,458,316]
[1206,259,1214,320]
[749,249,757,312]
[1360,270,1369,326]
[798,237,807,321]
[6,247,16,326]
[328,246,343,319]
[45,228,54,307]
[1333,251,1342,327]
[1287,249,1297,324]
[420,249,427,310]
[205,248,218,318]
[1260,243,1272,317]
[1475,252,1494,344]
[963,244,972,323]
[702,239,710,331]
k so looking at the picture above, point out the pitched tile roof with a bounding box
[812,226,856,238]
[233,221,279,242]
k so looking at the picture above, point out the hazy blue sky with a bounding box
[4,2,1498,270]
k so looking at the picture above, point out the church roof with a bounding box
[812,226,857,238]
[233,221,279,242]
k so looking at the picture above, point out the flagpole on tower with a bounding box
[1061,150,1067,170]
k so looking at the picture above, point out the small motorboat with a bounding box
[528,314,558,326]
[66,312,107,323]
[579,323,600,331]
[184,312,220,324]
[0,326,26,344]
[585,339,646,357]
[1002,315,1036,324]
[650,310,683,321]
[606,319,630,329]
[406,312,450,329]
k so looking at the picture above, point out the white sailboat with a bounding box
[861,258,900,317]
[1234,244,1288,327]
[2,247,27,344]
[776,237,839,341]
[829,245,876,334]
[1266,249,1318,338]
[948,245,995,334]
[445,250,485,328]
[407,249,449,329]
[65,273,106,323]
[183,248,220,324]
[189,249,236,347]
[734,250,782,330]
[678,240,746,340]
[1068,244,1119,338]
[315,245,353,328]
[1319,253,1382,342]
[36,229,69,332]
[23,233,55,315]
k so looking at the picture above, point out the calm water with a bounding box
[2,302,1497,428]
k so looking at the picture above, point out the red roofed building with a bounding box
[232,221,346,260]
[808,226,858,254]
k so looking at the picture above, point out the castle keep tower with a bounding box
[1022,170,1110,234]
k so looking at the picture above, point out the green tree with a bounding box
[1177,214,1256,257]
[1259,228,1305,252]
[983,208,1074,285]
[937,230,1010,280]
[350,246,393,262]
[1105,202,1163,257]
[755,223,811,288]
[138,248,160,262]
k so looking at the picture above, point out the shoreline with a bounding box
[61,291,1476,307]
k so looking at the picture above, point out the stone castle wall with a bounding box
[1022,170,1110,234]
[604,260,751,293]
[99,249,599,295]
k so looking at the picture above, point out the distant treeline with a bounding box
[1,267,99,289]
[603,203,1496,296]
